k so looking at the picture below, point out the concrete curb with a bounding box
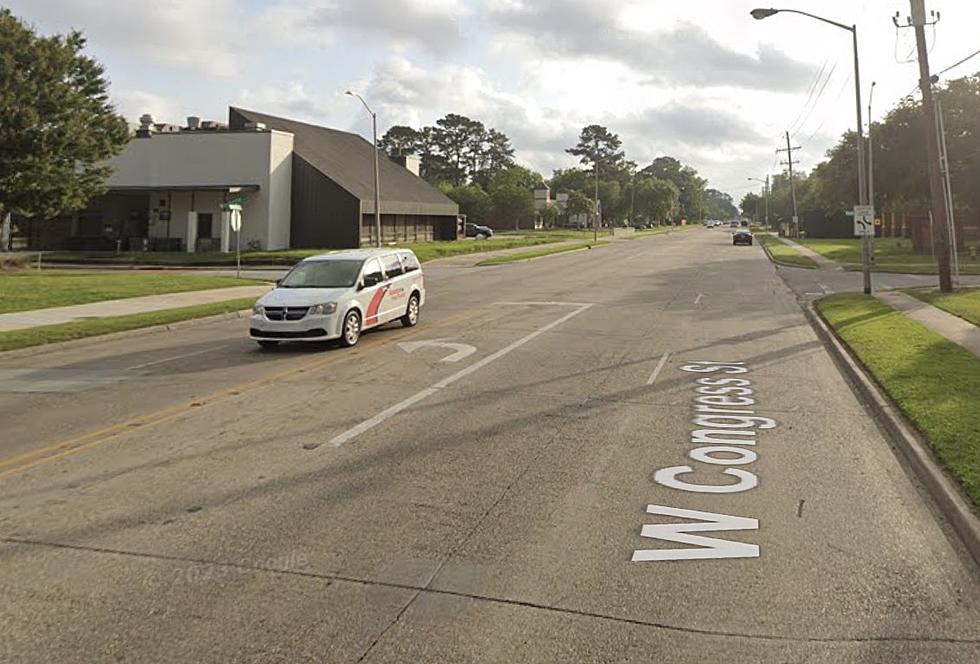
[803,301,980,569]
[0,309,251,360]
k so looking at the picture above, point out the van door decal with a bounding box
[365,285,389,326]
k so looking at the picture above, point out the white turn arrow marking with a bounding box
[398,338,477,363]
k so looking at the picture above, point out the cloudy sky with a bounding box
[9,0,979,201]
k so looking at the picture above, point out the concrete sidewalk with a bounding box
[778,237,843,271]
[0,285,270,332]
[877,290,980,358]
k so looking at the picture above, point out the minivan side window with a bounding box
[382,254,404,278]
[362,259,384,287]
[400,252,420,273]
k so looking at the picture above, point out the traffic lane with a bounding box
[0,302,621,661]
[0,262,488,463]
[403,267,980,639]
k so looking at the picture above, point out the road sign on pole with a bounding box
[230,209,242,232]
[853,205,874,236]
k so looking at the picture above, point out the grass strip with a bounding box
[0,271,259,314]
[817,293,980,507]
[0,297,257,353]
[903,287,980,327]
[758,234,819,269]
[475,242,602,266]
[798,237,980,275]
[41,231,614,267]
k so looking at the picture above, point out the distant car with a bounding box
[250,248,424,348]
[740,220,749,227]
[465,223,494,239]
[733,230,754,246]
[729,220,739,228]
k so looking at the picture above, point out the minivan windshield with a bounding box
[278,259,363,288]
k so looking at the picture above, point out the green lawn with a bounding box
[817,294,980,507]
[0,297,257,352]
[41,230,617,267]
[0,271,259,314]
[904,286,980,327]
[758,234,819,269]
[475,242,604,266]
[797,237,980,274]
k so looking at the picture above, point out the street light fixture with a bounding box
[751,7,871,294]
[346,90,382,248]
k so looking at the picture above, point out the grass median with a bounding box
[797,237,980,275]
[904,287,980,327]
[41,231,615,267]
[0,270,259,314]
[757,234,819,269]
[817,293,980,507]
[475,242,603,266]
[0,297,258,353]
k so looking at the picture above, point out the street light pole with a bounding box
[593,140,600,243]
[751,7,870,293]
[346,91,382,248]
[748,176,770,231]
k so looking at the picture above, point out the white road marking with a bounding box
[646,351,671,386]
[817,283,834,295]
[398,339,477,363]
[127,345,225,370]
[694,293,704,305]
[327,303,593,447]
[495,301,593,307]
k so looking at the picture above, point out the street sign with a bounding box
[853,205,874,236]
[230,210,242,232]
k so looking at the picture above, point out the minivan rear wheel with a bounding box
[340,310,361,347]
[401,294,420,327]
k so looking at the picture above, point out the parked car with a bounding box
[250,249,424,348]
[465,222,494,239]
[733,229,754,246]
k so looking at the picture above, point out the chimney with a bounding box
[390,154,420,177]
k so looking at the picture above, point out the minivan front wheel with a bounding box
[401,294,420,327]
[340,310,361,347]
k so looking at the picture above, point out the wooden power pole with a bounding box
[898,0,953,292]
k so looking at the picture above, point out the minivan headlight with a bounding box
[252,304,264,315]
[309,302,337,315]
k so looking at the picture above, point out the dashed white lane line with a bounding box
[694,293,704,305]
[326,303,593,448]
[646,351,672,386]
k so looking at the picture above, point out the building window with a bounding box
[198,213,213,239]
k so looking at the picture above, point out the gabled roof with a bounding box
[229,107,458,217]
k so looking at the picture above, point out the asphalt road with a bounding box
[1,230,978,663]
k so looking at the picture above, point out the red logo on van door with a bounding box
[365,285,389,326]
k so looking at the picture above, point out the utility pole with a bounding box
[776,133,801,236]
[764,174,770,231]
[593,139,600,243]
[895,1,952,292]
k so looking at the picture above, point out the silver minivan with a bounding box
[249,249,425,348]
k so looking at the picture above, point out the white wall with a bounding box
[107,130,294,250]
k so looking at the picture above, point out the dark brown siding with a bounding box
[291,155,360,248]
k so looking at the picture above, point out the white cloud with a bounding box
[112,90,184,126]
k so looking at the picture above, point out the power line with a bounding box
[787,60,830,135]
[937,47,980,76]
[792,62,838,138]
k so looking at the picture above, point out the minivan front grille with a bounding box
[264,306,310,321]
